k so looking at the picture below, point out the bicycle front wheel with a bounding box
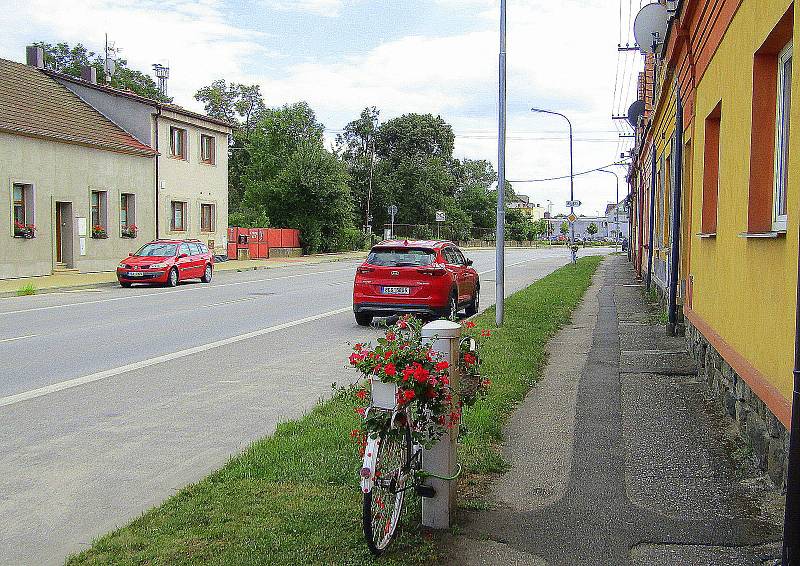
[363,423,412,556]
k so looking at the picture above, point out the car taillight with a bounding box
[416,265,446,276]
[357,266,374,275]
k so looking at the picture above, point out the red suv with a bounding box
[117,239,214,288]
[352,240,480,326]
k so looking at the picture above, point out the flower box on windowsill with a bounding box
[121,224,138,239]
[91,226,108,239]
[13,222,36,239]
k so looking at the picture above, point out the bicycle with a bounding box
[359,336,477,556]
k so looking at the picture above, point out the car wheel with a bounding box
[447,292,458,321]
[355,312,373,326]
[167,267,179,287]
[119,281,131,288]
[465,286,480,316]
[201,264,213,283]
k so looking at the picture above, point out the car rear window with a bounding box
[135,243,177,257]
[367,248,436,267]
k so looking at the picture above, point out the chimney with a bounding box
[26,46,44,69]
[81,65,97,84]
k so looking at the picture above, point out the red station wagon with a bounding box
[352,240,480,326]
[117,239,214,288]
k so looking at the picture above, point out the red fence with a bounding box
[226,227,301,259]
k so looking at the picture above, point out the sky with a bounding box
[0,0,643,217]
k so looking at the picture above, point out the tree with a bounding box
[33,41,170,102]
[194,80,265,133]
[242,102,356,253]
[560,221,570,236]
[377,113,455,165]
[336,107,381,230]
[587,222,599,236]
[531,218,549,239]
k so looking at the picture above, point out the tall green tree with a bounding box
[587,222,599,236]
[336,107,381,230]
[242,102,356,252]
[33,41,171,102]
[194,80,265,133]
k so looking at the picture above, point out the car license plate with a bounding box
[127,271,144,277]
[382,286,410,295]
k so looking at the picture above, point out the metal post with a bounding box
[646,146,657,291]
[421,320,461,529]
[496,0,507,326]
[667,83,684,336]
[530,108,575,264]
[365,139,375,236]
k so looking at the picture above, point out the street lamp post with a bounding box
[496,0,507,326]
[598,168,621,248]
[531,108,575,264]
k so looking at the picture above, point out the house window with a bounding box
[171,201,187,231]
[702,102,722,234]
[121,193,136,237]
[90,190,108,238]
[170,127,187,160]
[200,134,215,165]
[774,42,793,231]
[200,203,215,232]
[12,183,34,237]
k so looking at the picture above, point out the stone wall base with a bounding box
[686,321,789,489]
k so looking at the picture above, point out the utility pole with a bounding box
[495,0,507,327]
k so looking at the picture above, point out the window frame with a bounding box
[170,126,187,160]
[12,184,25,226]
[171,201,187,232]
[200,134,216,165]
[774,41,793,232]
[90,190,108,237]
[200,203,215,233]
[11,182,35,238]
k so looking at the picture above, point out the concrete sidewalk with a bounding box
[447,255,784,565]
[0,250,367,297]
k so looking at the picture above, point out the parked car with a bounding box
[352,240,480,326]
[117,239,214,288]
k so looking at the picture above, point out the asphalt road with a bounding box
[0,247,610,565]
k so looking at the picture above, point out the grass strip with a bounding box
[66,255,603,566]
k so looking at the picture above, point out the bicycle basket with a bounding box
[370,378,398,410]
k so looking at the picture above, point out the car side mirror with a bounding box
[178,253,188,259]
[128,252,133,256]
[466,258,473,266]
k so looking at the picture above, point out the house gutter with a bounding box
[667,82,684,335]
[154,107,161,238]
[785,238,800,563]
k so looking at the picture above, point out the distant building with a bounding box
[547,216,609,239]
[508,194,545,221]
[605,200,630,241]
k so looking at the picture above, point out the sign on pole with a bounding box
[567,213,578,223]
[566,200,582,208]
[435,211,446,222]
[388,205,398,239]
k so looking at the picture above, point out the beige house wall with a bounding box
[157,111,229,254]
[0,132,155,279]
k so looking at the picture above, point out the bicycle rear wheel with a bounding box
[363,423,412,555]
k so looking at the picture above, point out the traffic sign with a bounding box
[566,200,582,208]
[388,205,398,216]
[567,213,578,223]
[435,211,446,222]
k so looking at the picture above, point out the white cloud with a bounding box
[262,0,344,17]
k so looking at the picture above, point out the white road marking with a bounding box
[0,306,352,408]
[0,334,37,344]
[207,297,256,308]
[477,255,561,275]
[0,266,356,316]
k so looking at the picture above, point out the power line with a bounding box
[509,162,628,183]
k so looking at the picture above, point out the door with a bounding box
[55,205,63,263]
[188,242,205,278]
[443,247,468,304]
[451,247,475,301]
[177,243,195,278]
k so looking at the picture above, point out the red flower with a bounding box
[464,353,476,366]
[354,343,363,352]
[402,366,414,382]
[356,389,368,400]
[435,361,449,372]
[413,365,430,383]
[464,321,476,329]
[355,407,366,416]
[384,350,394,360]
[384,363,397,377]
[349,352,364,365]
[398,320,408,329]
[385,331,396,341]
[403,389,415,402]
[441,375,449,385]
[481,329,492,337]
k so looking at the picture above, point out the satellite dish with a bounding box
[634,3,668,53]
[627,100,646,128]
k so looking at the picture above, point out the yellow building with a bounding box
[629,0,798,488]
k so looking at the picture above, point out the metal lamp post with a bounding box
[496,0,507,326]
[598,168,621,248]
[531,108,575,264]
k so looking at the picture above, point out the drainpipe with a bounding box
[154,107,161,238]
[646,144,657,291]
[784,246,800,563]
[667,83,684,336]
